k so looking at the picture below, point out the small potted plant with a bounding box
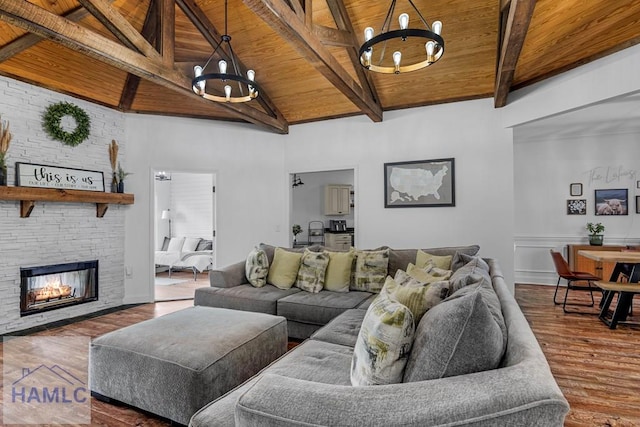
[116,162,131,193]
[292,224,302,245]
[586,222,605,246]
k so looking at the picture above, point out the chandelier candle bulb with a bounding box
[432,21,442,35]
[224,85,232,101]
[399,13,409,30]
[426,41,435,62]
[364,27,374,42]
[393,51,402,73]
[193,66,205,94]
[218,60,227,74]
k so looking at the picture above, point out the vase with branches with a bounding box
[109,139,119,192]
[0,116,12,186]
[116,162,131,193]
[292,224,302,244]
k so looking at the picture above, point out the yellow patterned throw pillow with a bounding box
[267,247,303,290]
[324,249,355,292]
[351,292,414,386]
[415,250,452,270]
[406,263,452,284]
[385,274,450,323]
[296,249,330,293]
[245,246,269,287]
[352,248,390,293]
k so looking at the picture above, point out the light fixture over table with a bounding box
[359,0,444,74]
[192,0,259,103]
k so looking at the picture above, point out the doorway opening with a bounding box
[290,168,356,249]
[153,170,216,301]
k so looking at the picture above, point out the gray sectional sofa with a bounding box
[194,244,482,339]
[190,244,569,426]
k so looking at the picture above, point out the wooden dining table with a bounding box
[578,250,640,328]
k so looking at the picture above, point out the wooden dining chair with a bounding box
[550,250,601,313]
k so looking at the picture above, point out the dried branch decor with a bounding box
[109,139,119,171]
[42,102,91,146]
[0,115,12,166]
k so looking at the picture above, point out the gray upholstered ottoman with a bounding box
[90,306,287,425]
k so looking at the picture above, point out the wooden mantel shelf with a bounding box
[0,186,134,218]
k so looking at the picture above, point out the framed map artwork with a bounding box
[384,158,455,208]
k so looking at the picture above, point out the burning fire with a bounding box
[27,276,73,304]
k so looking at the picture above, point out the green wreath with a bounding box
[42,102,91,146]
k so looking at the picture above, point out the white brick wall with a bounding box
[0,75,127,333]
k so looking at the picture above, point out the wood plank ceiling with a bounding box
[0,0,639,134]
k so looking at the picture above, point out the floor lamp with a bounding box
[161,209,172,238]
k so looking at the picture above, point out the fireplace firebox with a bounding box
[20,260,98,316]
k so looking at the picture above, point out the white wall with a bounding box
[123,116,286,303]
[284,99,516,288]
[169,172,214,240]
[291,169,354,243]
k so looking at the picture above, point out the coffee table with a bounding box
[90,306,287,425]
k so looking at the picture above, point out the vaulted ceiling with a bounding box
[0,0,639,134]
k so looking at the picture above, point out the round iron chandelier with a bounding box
[359,0,444,74]
[192,0,259,103]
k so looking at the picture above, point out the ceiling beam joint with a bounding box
[243,0,382,122]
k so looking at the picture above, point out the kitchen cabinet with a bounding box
[324,185,351,215]
[325,233,351,251]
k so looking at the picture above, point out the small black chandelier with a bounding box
[192,0,259,103]
[359,0,444,74]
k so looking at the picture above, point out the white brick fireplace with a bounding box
[0,76,127,333]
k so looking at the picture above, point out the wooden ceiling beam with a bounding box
[119,0,159,111]
[312,25,351,47]
[286,0,304,19]
[0,0,288,133]
[0,6,90,63]
[175,0,285,121]
[243,0,382,122]
[158,0,174,66]
[494,0,536,108]
[325,0,380,108]
[77,0,161,60]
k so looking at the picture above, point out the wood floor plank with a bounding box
[0,285,638,425]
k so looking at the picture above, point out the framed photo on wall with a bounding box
[567,199,586,215]
[384,158,455,208]
[570,183,583,196]
[594,188,628,215]
[636,196,640,214]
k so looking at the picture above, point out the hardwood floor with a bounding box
[0,285,638,426]
[516,284,640,427]
[154,270,210,301]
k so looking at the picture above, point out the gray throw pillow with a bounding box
[245,246,269,288]
[448,257,492,294]
[196,239,213,251]
[451,253,490,272]
[160,236,170,251]
[448,278,508,345]
[403,289,504,382]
